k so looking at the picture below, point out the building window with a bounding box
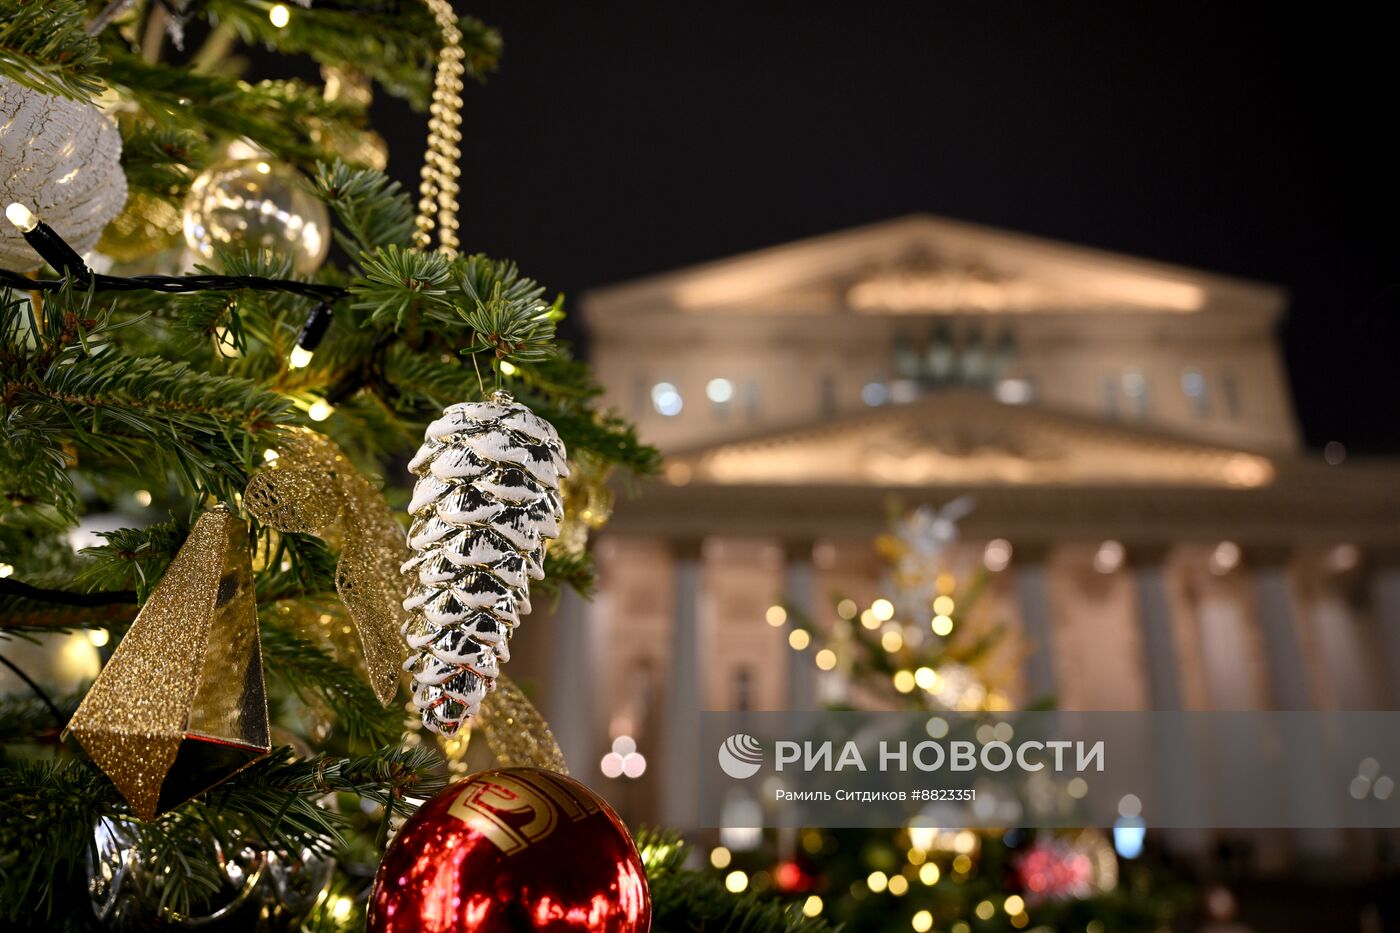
[651,382,683,417]
[1221,368,1241,419]
[820,372,837,416]
[742,380,761,419]
[1181,366,1208,417]
[706,377,734,418]
[1101,374,1119,420]
[994,377,1034,405]
[1122,368,1149,420]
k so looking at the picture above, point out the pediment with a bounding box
[585,214,1283,320]
[666,392,1276,489]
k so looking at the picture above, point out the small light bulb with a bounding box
[269,4,291,28]
[308,399,334,421]
[0,562,14,578]
[499,360,518,376]
[288,345,314,368]
[88,628,110,648]
[263,449,280,462]
[212,325,240,358]
[5,202,36,232]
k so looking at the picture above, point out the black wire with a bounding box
[0,268,349,302]
[0,579,137,606]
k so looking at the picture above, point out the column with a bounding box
[1251,550,1342,860]
[1369,560,1400,709]
[784,540,817,710]
[661,539,706,828]
[547,585,597,778]
[1133,556,1183,710]
[1132,548,1208,857]
[1012,545,1056,703]
[1252,557,1312,709]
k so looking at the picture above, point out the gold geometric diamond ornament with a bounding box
[66,506,270,821]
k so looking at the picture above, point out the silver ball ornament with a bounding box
[89,818,335,931]
[182,159,331,274]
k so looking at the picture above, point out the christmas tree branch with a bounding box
[0,1,105,102]
[259,623,404,749]
[637,829,834,933]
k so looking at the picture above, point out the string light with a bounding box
[866,871,888,893]
[932,594,954,616]
[269,3,291,28]
[709,846,732,869]
[212,325,241,358]
[802,896,823,918]
[5,202,35,231]
[788,629,810,650]
[814,648,837,670]
[307,398,335,422]
[88,628,110,647]
[328,894,354,922]
[2,203,346,301]
[288,301,334,369]
[724,870,748,893]
[765,605,787,627]
[871,598,894,621]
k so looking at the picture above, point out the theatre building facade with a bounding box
[507,216,1400,864]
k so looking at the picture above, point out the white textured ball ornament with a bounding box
[0,77,128,269]
[402,392,568,736]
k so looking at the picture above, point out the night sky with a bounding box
[370,3,1398,451]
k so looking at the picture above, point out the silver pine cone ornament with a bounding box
[402,392,568,735]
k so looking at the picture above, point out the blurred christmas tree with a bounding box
[705,501,1188,932]
[0,3,825,931]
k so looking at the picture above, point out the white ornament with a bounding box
[402,392,568,736]
[0,77,128,269]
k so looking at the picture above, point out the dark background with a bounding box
[371,2,1398,451]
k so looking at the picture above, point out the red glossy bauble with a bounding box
[368,767,651,933]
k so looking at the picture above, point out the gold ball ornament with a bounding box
[97,191,184,264]
[182,159,331,274]
[0,76,128,269]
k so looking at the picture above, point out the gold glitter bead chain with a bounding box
[414,0,465,257]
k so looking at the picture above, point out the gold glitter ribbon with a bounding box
[66,506,271,821]
[478,675,569,774]
[244,428,407,707]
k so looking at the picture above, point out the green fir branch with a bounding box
[638,829,834,933]
[315,161,417,255]
[0,0,106,102]
[259,622,402,748]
